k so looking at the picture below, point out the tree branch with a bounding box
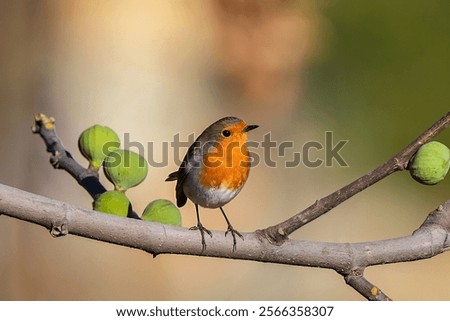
[1,183,450,301]
[31,113,140,219]
[261,112,450,244]
[344,272,392,301]
[11,111,448,300]
[31,113,106,198]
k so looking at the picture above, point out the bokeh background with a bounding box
[1,0,450,300]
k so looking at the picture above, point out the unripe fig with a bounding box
[103,149,148,192]
[409,141,450,185]
[94,190,130,217]
[141,199,182,226]
[78,125,120,171]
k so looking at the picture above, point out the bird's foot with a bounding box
[225,224,244,252]
[190,223,212,251]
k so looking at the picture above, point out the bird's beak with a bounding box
[243,124,259,132]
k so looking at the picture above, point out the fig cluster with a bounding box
[78,124,181,226]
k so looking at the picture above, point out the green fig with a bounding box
[78,125,120,171]
[409,141,450,185]
[103,149,148,192]
[142,199,182,226]
[94,190,130,217]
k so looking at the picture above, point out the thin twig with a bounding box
[344,271,392,301]
[31,113,106,198]
[262,112,450,244]
[31,113,140,219]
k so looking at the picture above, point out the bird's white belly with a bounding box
[184,184,242,208]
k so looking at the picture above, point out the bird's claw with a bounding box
[225,225,244,252]
[190,223,212,251]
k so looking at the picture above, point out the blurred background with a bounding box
[1,0,450,300]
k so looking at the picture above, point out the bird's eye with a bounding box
[222,129,231,137]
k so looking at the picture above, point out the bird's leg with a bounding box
[220,207,243,252]
[189,204,212,251]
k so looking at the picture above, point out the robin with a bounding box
[166,116,258,251]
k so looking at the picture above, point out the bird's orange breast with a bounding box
[199,133,251,190]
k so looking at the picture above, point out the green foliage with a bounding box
[305,2,450,165]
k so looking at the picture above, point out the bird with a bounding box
[166,116,258,251]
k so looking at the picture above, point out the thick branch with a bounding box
[1,183,450,293]
[262,112,450,244]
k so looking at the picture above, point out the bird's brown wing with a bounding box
[165,166,188,207]
[174,165,188,207]
[166,140,204,207]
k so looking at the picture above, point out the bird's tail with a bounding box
[165,171,178,182]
